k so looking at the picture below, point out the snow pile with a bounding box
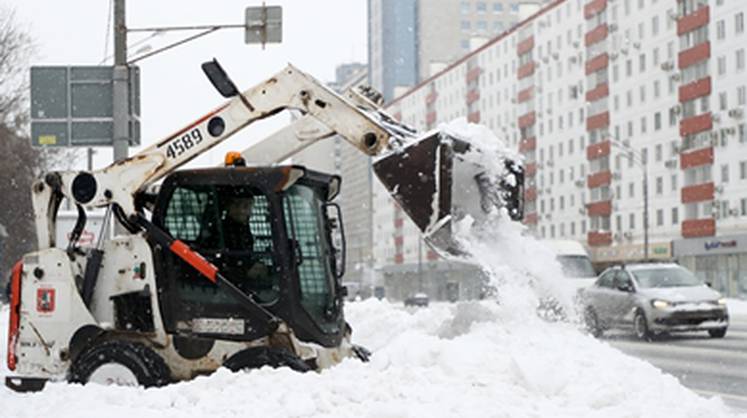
[0,119,743,417]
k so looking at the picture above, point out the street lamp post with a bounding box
[610,139,650,261]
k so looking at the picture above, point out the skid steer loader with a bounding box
[5,60,523,391]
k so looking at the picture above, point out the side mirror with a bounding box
[616,283,633,292]
[201,59,240,98]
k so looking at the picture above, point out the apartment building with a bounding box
[380,0,747,298]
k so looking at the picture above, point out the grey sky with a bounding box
[7,0,367,167]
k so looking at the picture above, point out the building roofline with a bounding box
[386,0,567,108]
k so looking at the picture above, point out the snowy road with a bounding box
[605,315,747,412]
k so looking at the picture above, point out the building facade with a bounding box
[380,0,747,298]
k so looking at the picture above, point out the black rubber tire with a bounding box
[223,347,312,373]
[69,340,171,387]
[633,310,652,341]
[708,327,727,338]
[584,307,603,338]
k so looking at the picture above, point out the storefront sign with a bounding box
[674,234,747,257]
[704,240,738,251]
[591,242,672,263]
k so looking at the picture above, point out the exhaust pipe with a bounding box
[373,130,524,258]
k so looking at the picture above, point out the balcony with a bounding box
[681,182,714,204]
[588,231,613,247]
[680,146,714,170]
[587,200,612,217]
[394,253,404,264]
[518,111,536,128]
[467,111,481,123]
[466,66,482,83]
[677,5,709,36]
[426,250,439,261]
[524,162,537,177]
[586,83,609,102]
[679,77,711,103]
[466,89,480,105]
[426,111,437,126]
[678,41,710,70]
[523,212,538,225]
[586,139,611,160]
[585,53,609,75]
[682,218,716,238]
[519,137,537,153]
[426,90,438,105]
[587,170,612,188]
[517,36,535,55]
[585,24,608,47]
[584,0,607,19]
[525,187,537,202]
[517,61,536,79]
[586,111,610,131]
[679,112,712,137]
[517,86,533,103]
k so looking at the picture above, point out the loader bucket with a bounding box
[373,131,524,258]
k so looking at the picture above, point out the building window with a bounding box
[626,60,633,77]
[656,209,664,226]
[652,16,659,36]
[461,20,471,31]
[639,54,646,72]
[740,161,747,180]
[461,1,470,14]
[738,86,746,106]
[476,20,487,31]
[655,144,662,161]
[476,2,487,13]
[719,91,728,111]
[671,174,678,191]
[656,177,663,195]
[737,12,745,35]
[641,116,647,133]
[629,182,635,198]
[672,207,679,225]
[717,20,725,40]
[654,112,661,130]
[737,49,745,72]
[654,80,660,98]
[718,56,726,75]
[493,2,504,13]
[722,164,730,183]
[629,213,635,230]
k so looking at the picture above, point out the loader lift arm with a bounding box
[32,60,523,258]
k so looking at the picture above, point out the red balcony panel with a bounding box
[681,182,715,204]
[586,83,609,102]
[394,217,404,228]
[426,111,437,126]
[678,41,710,70]
[518,111,536,129]
[677,5,709,36]
[525,162,537,177]
[466,89,480,105]
[394,235,404,246]
[679,77,711,103]
[586,111,610,131]
[680,146,714,170]
[682,218,716,238]
[518,86,534,103]
[426,250,439,261]
[679,112,712,137]
[394,253,404,264]
[585,53,609,75]
[588,231,613,247]
[525,187,537,202]
[467,111,481,123]
[586,139,611,160]
[523,212,539,225]
[517,36,535,55]
[587,200,612,217]
[584,0,607,19]
[587,170,612,189]
[519,137,537,153]
[585,24,609,47]
[426,90,438,105]
[466,67,482,83]
[518,61,536,79]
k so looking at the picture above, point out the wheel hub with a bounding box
[88,363,138,386]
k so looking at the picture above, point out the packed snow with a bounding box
[1,119,744,417]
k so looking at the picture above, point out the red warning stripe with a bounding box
[170,240,218,283]
[7,260,22,371]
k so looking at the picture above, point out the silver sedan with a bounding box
[579,263,729,340]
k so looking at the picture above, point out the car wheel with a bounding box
[708,327,727,338]
[584,307,603,338]
[69,340,171,387]
[633,310,652,341]
[223,346,312,373]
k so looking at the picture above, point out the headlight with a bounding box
[718,298,727,306]
[652,299,671,309]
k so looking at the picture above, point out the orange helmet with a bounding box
[224,151,246,167]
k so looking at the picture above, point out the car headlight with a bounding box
[652,299,671,309]
[718,297,727,306]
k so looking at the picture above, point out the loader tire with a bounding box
[69,340,171,388]
[223,346,312,373]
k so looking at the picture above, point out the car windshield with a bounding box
[557,255,596,278]
[631,266,703,288]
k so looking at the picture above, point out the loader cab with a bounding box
[150,166,347,348]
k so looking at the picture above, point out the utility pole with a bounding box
[112,0,129,163]
[643,161,650,261]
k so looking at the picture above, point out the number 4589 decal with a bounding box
[165,128,204,159]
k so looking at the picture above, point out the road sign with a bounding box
[245,5,282,46]
[30,66,140,147]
